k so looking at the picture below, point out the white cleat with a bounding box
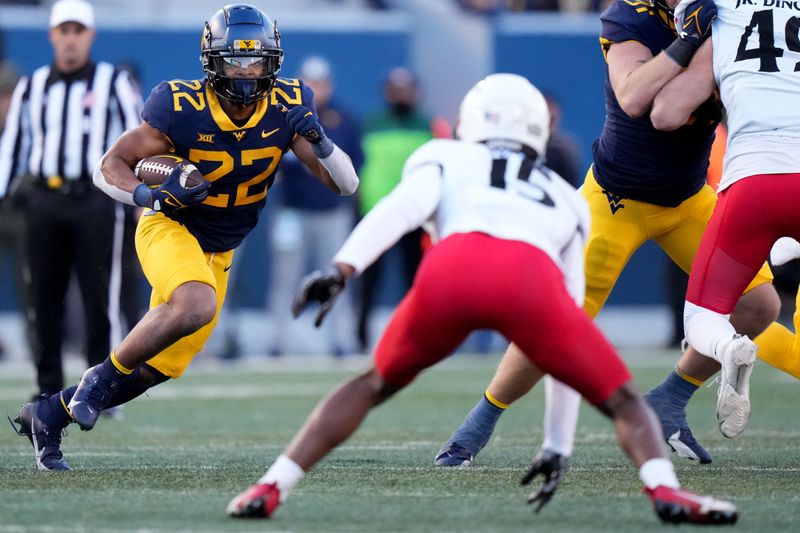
[716,335,756,438]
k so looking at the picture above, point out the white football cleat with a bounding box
[716,335,756,439]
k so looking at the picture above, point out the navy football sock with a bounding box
[44,385,78,430]
[105,365,169,409]
[99,355,130,381]
[647,370,699,411]
[445,394,506,454]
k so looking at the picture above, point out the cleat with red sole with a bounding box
[645,485,738,525]
[226,482,281,518]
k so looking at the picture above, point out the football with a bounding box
[134,154,207,189]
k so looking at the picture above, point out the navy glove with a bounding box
[520,450,569,513]
[280,103,325,144]
[134,162,210,213]
[291,266,346,327]
[666,0,717,67]
[674,0,717,45]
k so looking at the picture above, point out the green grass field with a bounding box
[1,351,798,532]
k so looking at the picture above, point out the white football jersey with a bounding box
[712,0,800,190]
[334,139,589,302]
[411,139,588,262]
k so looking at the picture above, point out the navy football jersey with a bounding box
[593,0,721,207]
[142,78,315,251]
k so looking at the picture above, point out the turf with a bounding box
[1,351,798,532]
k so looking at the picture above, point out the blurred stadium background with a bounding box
[2,2,800,531]
[0,0,684,367]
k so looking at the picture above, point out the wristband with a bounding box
[133,183,153,208]
[664,38,699,68]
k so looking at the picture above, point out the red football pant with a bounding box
[687,173,800,314]
[373,232,631,405]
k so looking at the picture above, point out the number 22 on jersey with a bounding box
[190,147,281,208]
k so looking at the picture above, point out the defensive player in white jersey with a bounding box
[226,74,738,525]
[653,0,800,438]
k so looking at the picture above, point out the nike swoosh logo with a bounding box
[32,431,46,469]
[261,128,280,139]
[223,265,232,272]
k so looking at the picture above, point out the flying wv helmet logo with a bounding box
[603,190,626,214]
[232,131,246,141]
[233,39,262,51]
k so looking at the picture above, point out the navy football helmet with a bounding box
[201,4,283,105]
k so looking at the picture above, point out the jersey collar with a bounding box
[205,83,268,131]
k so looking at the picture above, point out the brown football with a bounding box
[134,154,207,189]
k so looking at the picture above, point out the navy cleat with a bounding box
[645,390,712,464]
[8,395,72,471]
[68,364,116,431]
[434,441,474,467]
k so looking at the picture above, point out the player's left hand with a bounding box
[520,449,569,513]
[292,266,346,327]
[280,103,326,144]
[674,0,717,45]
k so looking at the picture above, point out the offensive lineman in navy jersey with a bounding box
[434,0,800,484]
[10,4,358,471]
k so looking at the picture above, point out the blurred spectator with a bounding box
[508,0,560,11]
[459,0,600,12]
[268,56,364,356]
[322,0,393,7]
[459,0,504,14]
[543,92,582,188]
[356,67,431,351]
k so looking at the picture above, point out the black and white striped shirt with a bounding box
[0,61,141,198]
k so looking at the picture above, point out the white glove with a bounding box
[770,237,800,266]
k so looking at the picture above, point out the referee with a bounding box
[0,0,141,397]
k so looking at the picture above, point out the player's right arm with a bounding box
[607,41,684,118]
[95,80,199,208]
[95,122,172,202]
[0,75,31,201]
[603,0,716,118]
[650,39,715,131]
[332,148,442,276]
[292,141,443,327]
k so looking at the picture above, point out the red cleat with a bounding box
[226,482,281,518]
[645,485,738,525]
